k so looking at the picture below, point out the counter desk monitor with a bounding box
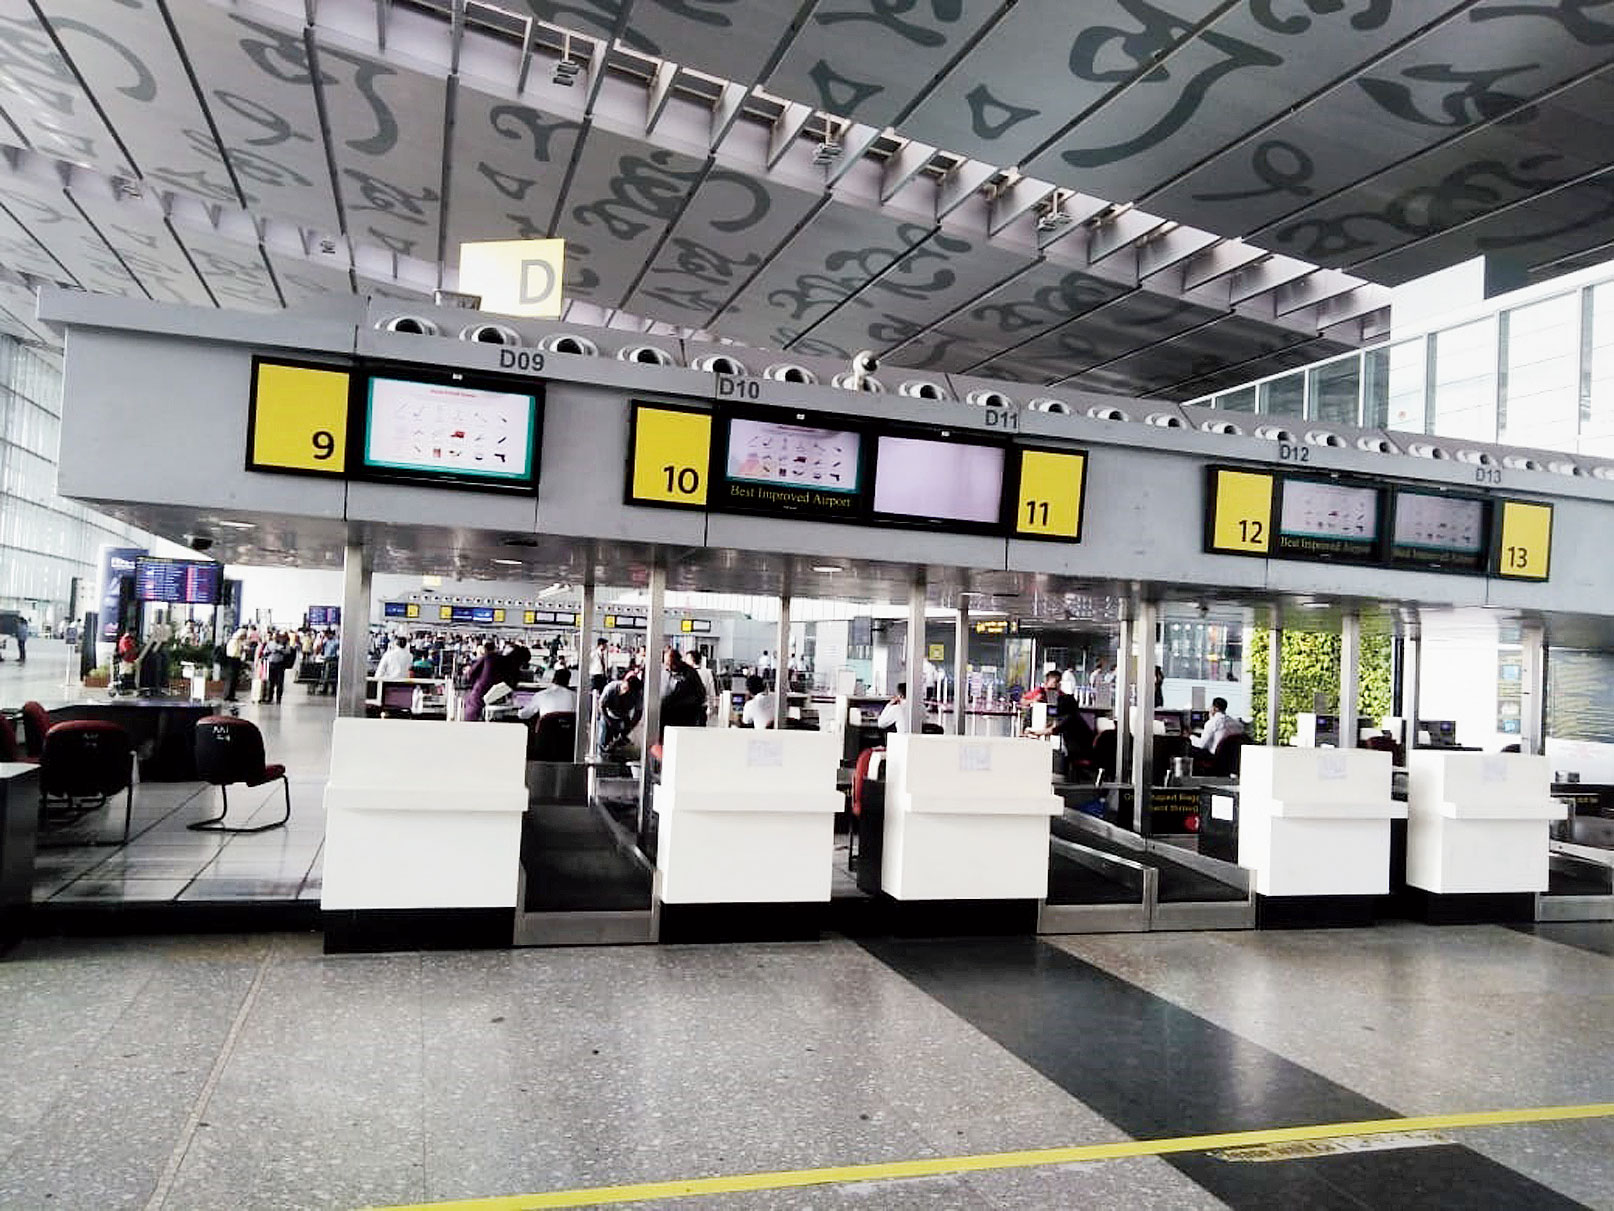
[1294,713,1341,748]
[1420,720,1459,747]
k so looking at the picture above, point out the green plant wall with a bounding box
[1249,629,1393,744]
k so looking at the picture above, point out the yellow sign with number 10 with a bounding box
[629,404,712,507]
[248,359,349,475]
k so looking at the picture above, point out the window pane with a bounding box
[1259,373,1304,417]
[1501,293,1578,451]
[1307,358,1359,426]
[1431,320,1497,442]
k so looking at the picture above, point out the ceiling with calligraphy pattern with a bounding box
[0,0,1610,400]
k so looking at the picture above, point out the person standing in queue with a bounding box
[1025,669,1096,773]
[263,631,292,704]
[589,637,610,695]
[741,674,778,729]
[758,649,775,689]
[375,635,412,681]
[461,639,500,722]
[597,667,644,754]
[660,646,708,737]
[688,649,719,723]
[877,682,907,732]
[13,616,27,664]
[222,627,247,701]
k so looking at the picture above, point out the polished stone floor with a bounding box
[0,923,1609,1210]
[5,640,333,905]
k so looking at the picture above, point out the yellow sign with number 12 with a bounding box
[1209,469,1275,554]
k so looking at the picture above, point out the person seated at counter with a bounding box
[741,675,777,729]
[1193,697,1244,756]
[1024,670,1095,768]
[877,683,907,732]
[519,666,576,723]
[375,635,413,681]
[597,668,643,754]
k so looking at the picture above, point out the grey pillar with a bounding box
[638,560,665,834]
[953,599,969,735]
[1339,610,1360,749]
[1130,600,1157,835]
[1112,611,1132,782]
[906,568,927,735]
[776,591,791,698]
[1520,623,1545,755]
[337,540,372,719]
[1403,622,1422,752]
[576,577,595,762]
[1266,626,1283,745]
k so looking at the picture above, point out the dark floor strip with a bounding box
[864,937,1585,1210]
[1509,921,1614,958]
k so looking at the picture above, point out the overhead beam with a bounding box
[1181,242,1267,291]
[646,61,677,136]
[880,140,937,204]
[823,122,883,188]
[766,101,814,170]
[710,82,750,151]
[987,177,1054,237]
[936,159,997,221]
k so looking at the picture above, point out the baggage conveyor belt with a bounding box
[1052,814,1248,903]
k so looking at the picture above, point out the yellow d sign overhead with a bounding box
[457,238,566,318]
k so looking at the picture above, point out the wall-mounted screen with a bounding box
[356,366,541,491]
[134,558,221,605]
[712,410,866,521]
[383,602,410,619]
[872,435,1006,529]
[306,605,342,626]
[1389,491,1489,572]
[1275,478,1381,560]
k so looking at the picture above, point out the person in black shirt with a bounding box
[1025,670,1095,772]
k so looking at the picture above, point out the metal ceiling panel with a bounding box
[974,291,1220,383]
[0,200,71,284]
[896,0,1222,170]
[169,225,281,310]
[0,282,45,342]
[616,0,803,84]
[622,167,820,327]
[1059,312,1308,394]
[314,27,447,263]
[165,0,342,232]
[1021,1,1459,205]
[67,190,213,306]
[1164,335,1349,399]
[552,125,705,308]
[443,82,584,259]
[0,0,132,176]
[713,201,926,354]
[1143,1,1614,260]
[266,248,356,306]
[355,270,434,303]
[1256,69,1614,271]
[764,0,1008,130]
[918,260,1132,362]
[42,0,241,207]
[883,328,1004,374]
[800,229,1036,356]
[0,165,141,296]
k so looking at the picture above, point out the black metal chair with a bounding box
[189,716,291,834]
[38,720,135,846]
[528,711,577,762]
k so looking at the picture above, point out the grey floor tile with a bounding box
[176,877,305,901]
[49,876,192,902]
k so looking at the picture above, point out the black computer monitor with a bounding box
[1189,709,1209,730]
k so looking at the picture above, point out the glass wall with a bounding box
[1188,261,1614,462]
[0,336,156,628]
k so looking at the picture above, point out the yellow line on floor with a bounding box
[374,1102,1614,1210]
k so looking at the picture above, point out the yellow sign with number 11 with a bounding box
[1015,449,1087,539]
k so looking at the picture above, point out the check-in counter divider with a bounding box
[652,727,842,942]
[1403,751,1565,924]
[321,719,528,952]
[1236,747,1406,928]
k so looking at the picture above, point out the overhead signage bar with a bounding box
[625,400,1088,542]
[1204,466,1553,580]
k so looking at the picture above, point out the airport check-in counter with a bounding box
[1404,751,1565,920]
[1236,746,1404,926]
[880,735,1062,915]
[653,728,842,939]
[321,719,528,952]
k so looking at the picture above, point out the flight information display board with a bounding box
[1275,477,1382,561]
[306,605,342,626]
[355,365,541,492]
[872,433,1007,531]
[1389,491,1489,572]
[134,558,221,604]
[382,602,421,620]
[436,605,506,624]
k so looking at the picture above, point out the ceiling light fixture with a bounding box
[214,520,255,530]
[492,558,522,567]
[811,564,843,573]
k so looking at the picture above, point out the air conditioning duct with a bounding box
[460,322,520,345]
[1307,429,1345,448]
[1408,442,1449,460]
[1146,412,1185,429]
[832,371,884,393]
[1255,425,1293,442]
[691,353,748,376]
[967,389,1013,410]
[540,333,598,357]
[1088,405,1128,421]
[765,363,817,385]
[379,315,438,336]
[1502,455,1540,471]
[619,344,676,367]
[899,380,949,400]
[1357,436,1397,454]
[1202,420,1242,436]
[1028,398,1071,415]
[1456,449,1496,466]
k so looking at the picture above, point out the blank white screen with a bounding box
[873,435,1004,523]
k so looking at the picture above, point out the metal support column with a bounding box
[337,539,372,718]
[906,568,928,735]
[1339,610,1360,749]
[776,590,791,696]
[576,577,596,762]
[1403,621,1422,752]
[1113,610,1132,781]
[637,559,665,836]
[953,598,969,735]
[1521,623,1546,755]
[1266,626,1283,745]
[1130,601,1158,836]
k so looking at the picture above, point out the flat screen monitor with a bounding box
[1276,478,1380,560]
[871,434,1006,529]
[307,605,341,626]
[358,368,540,491]
[383,602,409,619]
[133,557,221,605]
[1389,491,1488,571]
[715,413,865,520]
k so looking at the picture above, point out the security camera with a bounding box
[849,350,880,392]
[186,534,214,553]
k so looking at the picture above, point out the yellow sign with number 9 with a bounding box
[248,359,350,475]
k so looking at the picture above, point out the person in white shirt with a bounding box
[876,682,907,732]
[520,666,577,722]
[740,674,777,729]
[374,636,413,681]
[1060,667,1079,697]
[758,649,775,688]
[1194,697,1245,755]
[689,649,719,720]
[588,638,610,694]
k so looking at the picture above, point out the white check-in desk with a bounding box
[653,728,841,939]
[1405,751,1564,921]
[1238,746,1404,926]
[880,735,1061,910]
[321,719,528,951]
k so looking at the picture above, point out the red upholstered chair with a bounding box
[20,701,50,760]
[848,745,885,869]
[188,716,291,834]
[38,720,135,845]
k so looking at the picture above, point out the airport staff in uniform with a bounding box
[1194,697,1245,756]
[375,636,412,681]
[1024,670,1095,773]
[589,638,610,693]
[741,675,777,729]
[877,683,908,732]
[520,667,577,722]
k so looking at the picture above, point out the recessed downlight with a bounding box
[811,564,843,573]
[492,558,522,567]
[215,520,255,530]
